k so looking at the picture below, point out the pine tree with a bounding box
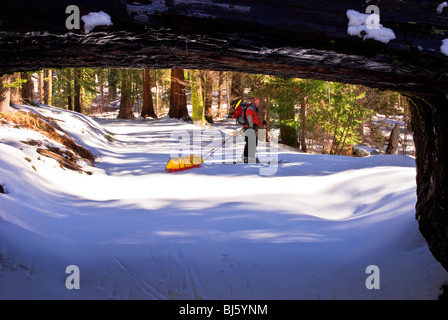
[117,69,135,119]
[141,69,157,118]
[66,69,73,111]
[260,77,300,148]
[217,71,224,119]
[204,70,214,123]
[191,69,205,126]
[9,73,21,105]
[300,96,307,152]
[74,68,82,113]
[246,74,270,142]
[169,69,190,121]
[0,74,11,113]
[21,72,34,105]
[38,70,44,104]
[108,69,119,101]
[44,69,52,105]
[228,72,244,118]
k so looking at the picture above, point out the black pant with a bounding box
[243,128,258,162]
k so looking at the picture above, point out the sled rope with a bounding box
[202,128,243,161]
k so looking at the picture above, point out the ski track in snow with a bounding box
[1,104,448,300]
[114,256,166,299]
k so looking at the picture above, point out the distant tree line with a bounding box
[1,69,410,155]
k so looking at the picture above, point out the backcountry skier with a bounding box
[233,97,266,163]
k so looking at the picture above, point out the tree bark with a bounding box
[117,69,135,119]
[300,96,307,153]
[66,69,73,111]
[74,68,82,113]
[217,71,224,119]
[48,69,52,106]
[1,1,448,96]
[20,72,34,105]
[259,96,271,142]
[0,74,11,113]
[141,69,157,118]
[108,69,118,101]
[409,94,448,272]
[44,69,52,105]
[204,70,214,124]
[38,70,44,104]
[386,122,400,154]
[191,69,205,126]
[169,69,190,121]
[9,73,21,105]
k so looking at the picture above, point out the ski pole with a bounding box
[202,127,243,161]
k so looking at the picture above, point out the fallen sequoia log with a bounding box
[1,0,448,95]
[1,0,448,272]
[37,148,92,175]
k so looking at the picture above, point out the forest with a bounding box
[0,68,412,157]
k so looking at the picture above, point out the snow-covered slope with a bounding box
[0,104,447,300]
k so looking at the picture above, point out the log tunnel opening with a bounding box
[1,0,448,272]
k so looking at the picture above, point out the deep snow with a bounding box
[0,104,447,300]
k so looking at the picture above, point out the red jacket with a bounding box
[233,103,263,129]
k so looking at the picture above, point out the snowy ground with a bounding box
[0,104,447,300]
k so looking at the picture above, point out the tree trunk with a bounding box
[38,70,44,104]
[226,72,231,115]
[217,71,224,119]
[409,93,448,272]
[204,70,214,123]
[108,69,118,101]
[66,69,73,111]
[386,122,400,154]
[74,68,82,113]
[259,96,271,142]
[300,96,307,152]
[191,69,205,126]
[21,72,34,105]
[141,69,157,118]
[0,74,11,113]
[228,72,243,118]
[117,69,135,119]
[154,71,159,115]
[44,69,52,105]
[168,69,190,121]
[98,70,104,106]
[9,73,21,105]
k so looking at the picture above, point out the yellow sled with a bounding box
[165,127,242,173]
[165,155,204,172]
